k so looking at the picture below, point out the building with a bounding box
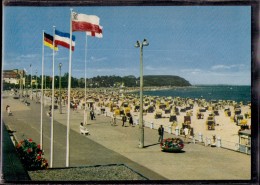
[3,69,26,85]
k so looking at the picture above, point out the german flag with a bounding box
[44,32,58,51]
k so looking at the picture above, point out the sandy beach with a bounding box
[39,87,251,150]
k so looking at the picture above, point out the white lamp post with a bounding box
[135,39,149,148]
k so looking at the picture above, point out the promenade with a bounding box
[2,91,251,181]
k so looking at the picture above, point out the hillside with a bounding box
[142,75,191,87]
[90,75,191,87]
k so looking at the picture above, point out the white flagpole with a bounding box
[50,26,56,168]
[40,30,45,149]
[30,64,32,99]
[44,75,46,106]
[66,8,73,167]
[84,35,88,125]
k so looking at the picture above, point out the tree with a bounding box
[61,73,69,88]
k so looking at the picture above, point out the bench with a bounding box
[80,126,89,135]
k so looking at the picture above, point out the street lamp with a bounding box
[59,63,62,114]
[19,71,23,99]
[36,70,38,100]
[135,39,149,148]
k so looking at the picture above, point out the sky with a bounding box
[3,6,251,85]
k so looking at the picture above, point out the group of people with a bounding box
[111,114,134,127]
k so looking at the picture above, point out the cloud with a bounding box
[12,54,40,61]
[90,56,108,62]
[180,68,202,74]
[180,68,251,85]
[19,54,38,59]
[74,67,129,73]
[145,65,168,71]
[3,53,42,70]
[56,56,70,62]
[211,64,246,71]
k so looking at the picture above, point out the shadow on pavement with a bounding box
[144,143,161,148]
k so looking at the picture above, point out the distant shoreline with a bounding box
[124,84,250,93]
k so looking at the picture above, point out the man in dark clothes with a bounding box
[122,114,127,127]
[90,110,95,120]
[158,125,164,143]
[129,115,134,126]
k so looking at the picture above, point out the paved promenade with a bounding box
[2,92,251,181]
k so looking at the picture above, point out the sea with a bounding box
[139,85,251,104]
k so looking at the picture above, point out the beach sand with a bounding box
[39,88,251,149]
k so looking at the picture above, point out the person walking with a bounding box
[90,110,95,120]
[184,127,189,142]
[6,105,10,112]
[111,114,116,126]
[158,125,164,143]
[7,106,12,116]
[122,114,127,127]
[129,115,134,127]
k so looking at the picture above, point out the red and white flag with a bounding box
[72,12,102,35]
[86,26,103,38]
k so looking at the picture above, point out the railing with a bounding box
[220,139,239,151]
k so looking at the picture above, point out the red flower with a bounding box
[178,143,184,149]
[27,148,32,153]
[38,151,42,155]
[28,138,33,142]
[37,156,41,160]
[16,143,21,148]
[37,144,41,149]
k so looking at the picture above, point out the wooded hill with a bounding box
[90,75,191,87]
[3,74,191,90]
[142,75,191,87]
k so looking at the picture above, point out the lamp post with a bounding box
[59,63,62,114]
[36,70,38,100]
[19,71,22,99]
[24,69,28,99]
[135,39,149,148]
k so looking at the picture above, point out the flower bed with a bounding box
[16,138,48,170]
[160,138,184,152]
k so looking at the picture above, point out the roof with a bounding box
[238,129,251,136]
[3,71,18,78]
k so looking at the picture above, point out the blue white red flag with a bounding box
[54,30,76,51]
